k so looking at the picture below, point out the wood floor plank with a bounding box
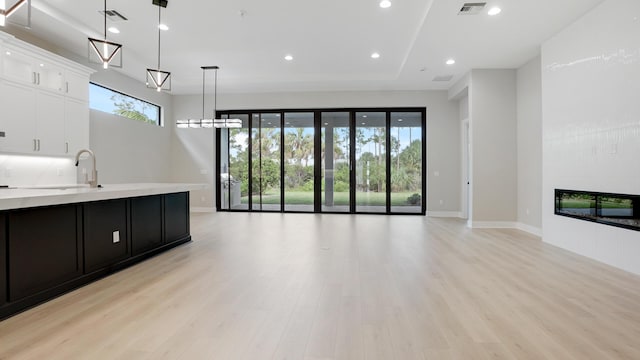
[1,212,640,360]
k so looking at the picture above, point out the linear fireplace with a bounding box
[555,189,640,231]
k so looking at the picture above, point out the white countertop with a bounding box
[0,183,207,211]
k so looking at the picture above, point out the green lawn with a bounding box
[559,199,631,209]
[242,191,421,206]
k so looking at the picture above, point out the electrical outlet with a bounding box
[439,200,444,205]
[112,230,120,243]
[434,171,440,177]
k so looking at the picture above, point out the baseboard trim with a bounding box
[190,207,215,213]
[471,221,518,229]
[515,222,543,237]
[427,211,463,218]
[470,221,542,237]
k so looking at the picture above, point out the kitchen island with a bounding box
[0,183,205,320]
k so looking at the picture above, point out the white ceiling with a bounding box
[4,0,604,94]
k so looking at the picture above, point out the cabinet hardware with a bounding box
[37,73,40,85]
[66,82,69,93]
[37,139,41,151]
[33,139,37,151]
[32,72,37,85]
[65,142,69,154]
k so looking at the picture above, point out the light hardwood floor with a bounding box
[1,212,640,359]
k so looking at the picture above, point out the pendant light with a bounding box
[211,67,242,128]
[146,0,171,92]
[177,66,241,128]
[88,0,123,69]
[0,0,31,28]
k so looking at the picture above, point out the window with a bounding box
[89,83,162,126]
[217,108,426,215]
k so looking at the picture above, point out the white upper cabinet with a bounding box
[0,31,94,156]
[64,70,89,101]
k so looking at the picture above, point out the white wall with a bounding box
[89,70,173,184]
[469,70,518,226]
[517,56,543,235]
[542,0,640,274]
[171,90,461,213]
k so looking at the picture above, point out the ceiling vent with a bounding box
[458,2,486,15]
[433,75,454,82]
[99,10,128,21]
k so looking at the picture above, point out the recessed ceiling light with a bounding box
[362,122,366,125]
[108,27,120,34]
[158,24,169,31]
[379,0,391,8]
[371,52,380,59]
[324,122,328,125]
[39,63,44,67]
[362,115,368,118]
[284,55,293,61]
[487,7,502,16]
[398,119,403,122]
[446,58,456,65]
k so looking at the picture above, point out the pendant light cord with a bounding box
[213,68,217,119]
[103,0,107,40]
[157,3,161,69]
[202,68,206,119]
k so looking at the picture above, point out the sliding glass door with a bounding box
[390,112,423,213]
[284,112,315,212]
[321,112,350,212]
[355,112,387,213]
[217,108,425,215]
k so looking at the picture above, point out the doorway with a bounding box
[217,108,426,215]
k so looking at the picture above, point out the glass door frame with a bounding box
[216,107,426,215]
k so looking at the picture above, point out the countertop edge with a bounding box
[0,183,208,211]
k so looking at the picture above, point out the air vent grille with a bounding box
[458,2,486,15]
[433,75,454,82]
[99,10,128,21]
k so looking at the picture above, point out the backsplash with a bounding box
[0,154,77,186]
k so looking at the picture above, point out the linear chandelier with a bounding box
[88,0,122,69]
[210,67,241,128]
[146,0,170,92]
[0,0,31,28]
[178,66,241,128]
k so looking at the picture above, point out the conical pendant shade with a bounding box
[146,69,171,92]
[88,38,122,69]
[88,0,123,69]
[0,0,31,28]
[146,0,171,92]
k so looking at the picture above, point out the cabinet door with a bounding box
[84,200,129,273]
[164,192,190,244]
[36,61,65,93]
[64,98,89,155]
[1,49,36,85]
[8,205,81,302]
[0,79,37,153]
[0,213,6,306]
[36,91,66,155]
[64,70,89,101]
[131,196,163,255]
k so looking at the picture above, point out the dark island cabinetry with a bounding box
[131,195,163,255]
[0,192,191,320]
[8,205,81,302]
[84,199,130,273]
[0,214,6,306]
[164,192,189,244]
